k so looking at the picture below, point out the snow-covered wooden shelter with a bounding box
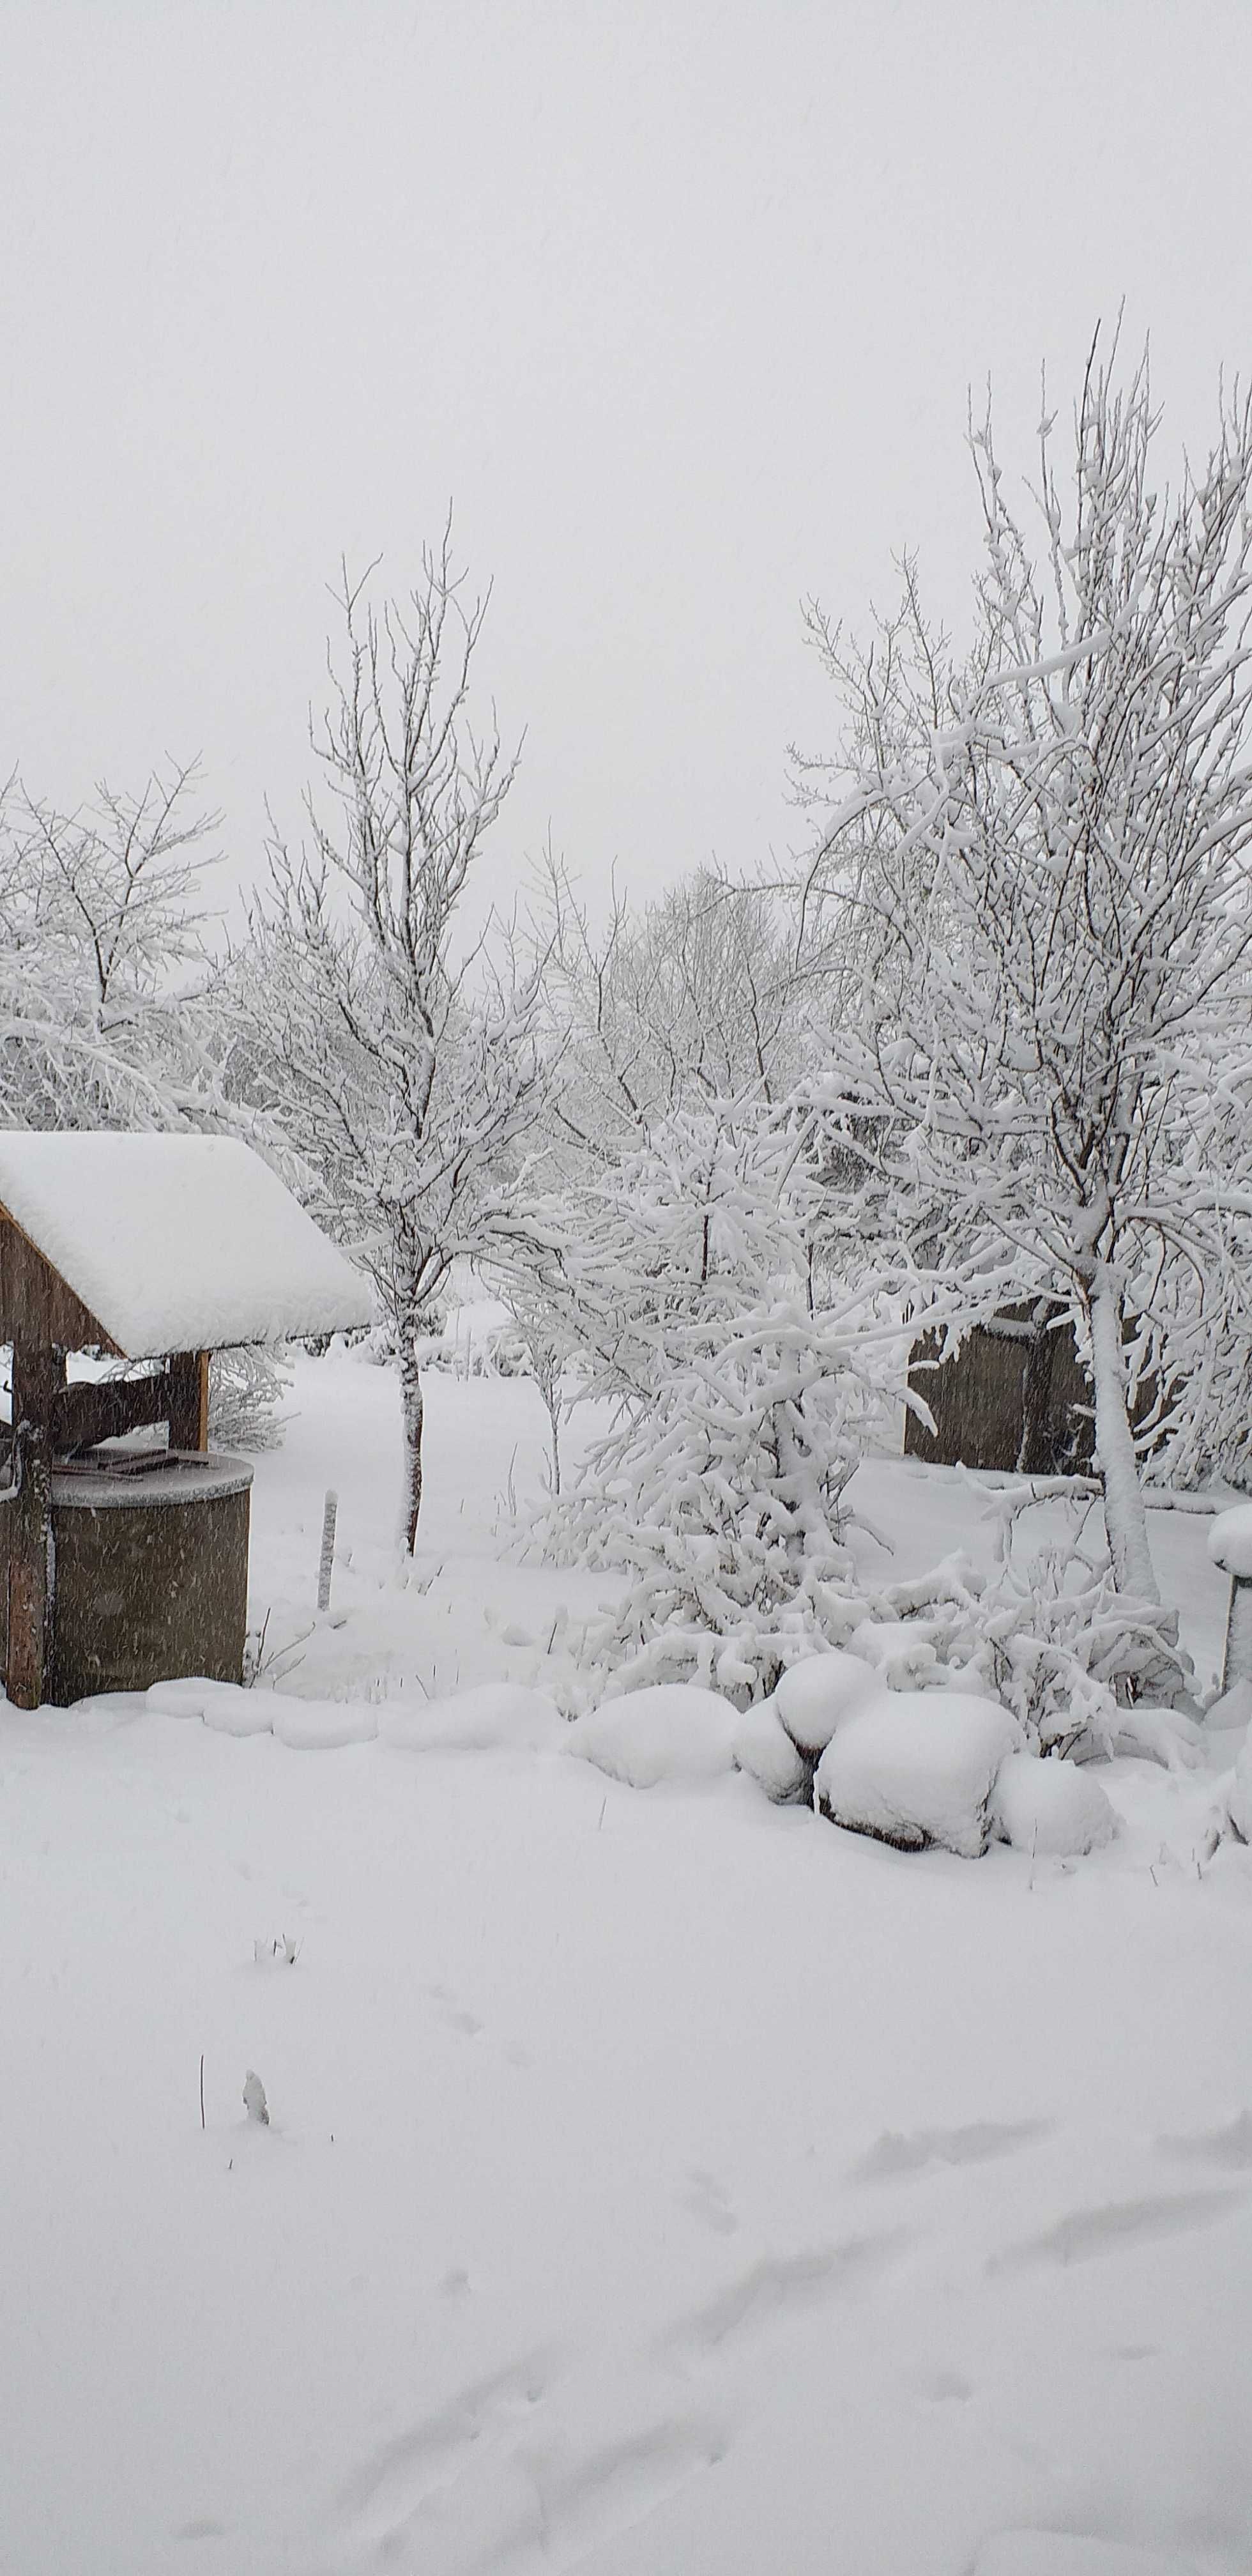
[0,1133,372,1709]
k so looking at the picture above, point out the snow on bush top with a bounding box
[0,1132,373,1354]
[991,1750,1117,1859]
[773,1650,878,1754]
[816,1691,1022,1859]
[565,1683,740,1789]
[1207,1503,1252,1580]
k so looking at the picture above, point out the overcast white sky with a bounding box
[3,0,1250,919]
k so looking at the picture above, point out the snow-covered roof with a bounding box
[0,1132,374,1356]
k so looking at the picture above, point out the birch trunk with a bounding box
[1087,1273,1159,1604]
[398,1340,425,1555]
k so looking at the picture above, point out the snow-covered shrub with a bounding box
[731,1698,810,1802]
[564,1683,741,1788]
[815,1692,1022,1858]
[772,1650,879,1754]
[208,1344,292,1453]
[889,1536,1193,1759]
[991,1751,1117,1857]
[540,1099,892,1699]
[553,1322,869,1701]
[378,1682,565,1752]
[1227,1731,1252,1844]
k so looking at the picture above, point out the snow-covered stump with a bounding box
[1208,1506,1252,1701]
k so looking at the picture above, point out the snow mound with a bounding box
[1228,1726,1252,1842]
[732,1699,809,1800]
[971,2535,1202,2575]
[816,1690,1021,1857]
[378,1683,565,1753]
[1208,1502,1252,1579]
[146,1677,275,1736]
[772,1650,878,1754]
[145,1677,378,1747]
[271,1700,378,1751]
[565,1683,740,1788]
[1105,1703,1206,1770]
[992,1751,1117,1857]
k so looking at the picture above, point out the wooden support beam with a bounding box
[7,1340,64,1711]
[52,1372,172,1455]
[168,1350,211,1453]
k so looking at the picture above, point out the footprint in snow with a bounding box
[851,2117,1054,2183]
[908,2366,975,2405]
[987,2188,1244,2274]
[675,2167,738,2236]
[335,2351,552,2543]
[661,2230,910,2360]
[1155,2108,1252,2169]
[525,2419,727,2570]
[422,1980,484,2038]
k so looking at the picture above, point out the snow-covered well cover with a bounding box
[0,1131,373,1354]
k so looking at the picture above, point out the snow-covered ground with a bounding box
[2,1350,1249,2575]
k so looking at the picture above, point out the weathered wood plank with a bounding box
[52,1373,172,1455]
[6,1340,65,1709]
[0,1208,119,1353]
[168,1350,211,1453]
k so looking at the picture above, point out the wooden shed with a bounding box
[0,1133,372,1708]
[904,1302,1095,1476]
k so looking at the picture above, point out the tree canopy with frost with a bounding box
[0,763,229,1134]
[539,1096,887,1695]
[241,528,548,1546]
[797,340,1252,1616]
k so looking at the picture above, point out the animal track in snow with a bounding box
[526,2419,726,2569]
[335,2363,722,2575]
[988,2189,1244,2274]
[1156,2108,1252,2170]
[422,1980,484,2039]
[662,2230,909,2359]
[675,2167,738,2235]
[914,2366,974,2403]
[336,2351,551,2544]
[851,2118,1053,2184]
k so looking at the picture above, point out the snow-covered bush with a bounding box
[991,1751,1117,1857]
[538,1099,893,1699]
[798,346,1252,1635]
[731,1698,810,1802]
[565,1683,741,1788]
[208,1344,292,1453]
[553,1318,868,1699]
[815,1691,1022,1857]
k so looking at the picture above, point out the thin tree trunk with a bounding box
[398,1340,424,1554]
[1016,1300,1058,1475]
[1087,1272,1159,1603]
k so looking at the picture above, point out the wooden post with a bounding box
[7,1340,64,1710]
[168,1349,211,1452]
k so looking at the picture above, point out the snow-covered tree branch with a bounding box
[798,341,1252,1634]
[240,527,551,1545]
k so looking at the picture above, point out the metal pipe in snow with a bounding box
[317,1490,339,1613]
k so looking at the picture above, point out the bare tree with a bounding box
[536,859,820,1176]
[246,527,547,1547]
[0,761,227,1131]
[800,339,1252,1622]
